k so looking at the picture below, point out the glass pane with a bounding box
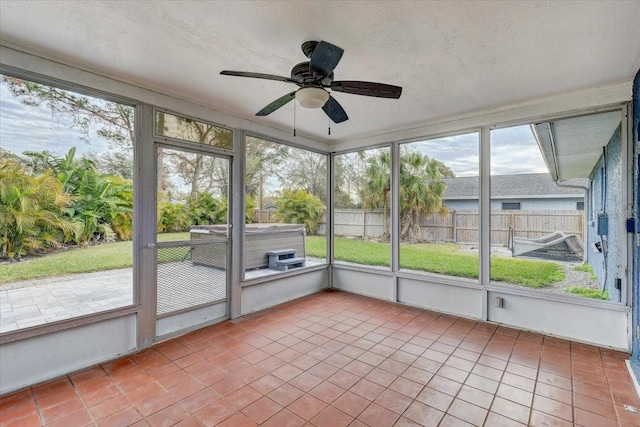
[333,148,391,269]
[244,137,327,279]
[399,133,479,281]
[156,147,229,315]
[0,74,134,333]
[489,124,607,300]
[155,111,233,150]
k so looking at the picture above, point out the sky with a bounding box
[408,126,548,177]
[0,76,548,179]
[0,79,111,157]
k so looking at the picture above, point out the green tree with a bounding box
[399,151,448,241]
[280,149,327,201]
[359,150,392,237]
[157,118,232,198]
[3,76,135,176]
[334,151,368,209]
[274,189,326,235]
[360,149,451,241]
[245,138,289,197]
[0,159,77,259]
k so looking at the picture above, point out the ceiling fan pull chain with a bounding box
[293,101,297,137]
[328,112,331,136]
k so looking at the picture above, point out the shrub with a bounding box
[274,189,326,234]
[187,193,222,225]
[157,198,189,232]
[0,159,77,259]
[25,148,133,244]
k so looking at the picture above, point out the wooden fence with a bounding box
[314,209,584,245]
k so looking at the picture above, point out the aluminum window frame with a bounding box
[0,67,142,344]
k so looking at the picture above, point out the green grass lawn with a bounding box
[2,233,563,288]
[307,236,564,288]
[0,233,189,284]
[564,286,609,300]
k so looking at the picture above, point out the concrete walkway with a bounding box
[1,259,325,334]
[0,269,133,333]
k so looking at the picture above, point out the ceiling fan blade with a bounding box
[256,91,296,116]
[330,81,402,99]
[322,96,349,123]
[220,70,299,83]
[310,41,344,79]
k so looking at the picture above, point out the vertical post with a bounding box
[510,211,515,243]
[229,130,245,319]
[391,143,400,300]
[362,211,366,239]
[258,173,264,223]
[136,104,157,348]
[480,128,491,321]
[328,153,335,288]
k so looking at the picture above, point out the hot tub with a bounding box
[190,223,306,269]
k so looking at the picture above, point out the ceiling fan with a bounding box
[220,40,402,124]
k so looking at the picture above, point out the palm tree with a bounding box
[359,149,450,242]
[399,151,448,241]
[359,150,391,239]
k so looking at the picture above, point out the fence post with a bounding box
[510,211,515,241]
[362,211,366,238]
[452,211,457,243]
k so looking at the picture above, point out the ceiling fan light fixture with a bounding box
[296,87,329,109]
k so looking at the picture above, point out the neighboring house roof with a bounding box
[442,173,585,200]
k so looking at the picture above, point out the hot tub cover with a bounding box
[190,223,305,236]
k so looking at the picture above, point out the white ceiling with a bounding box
[0,1,639,144]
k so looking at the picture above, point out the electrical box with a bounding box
[597,214,608,236]
[626,218,635,233]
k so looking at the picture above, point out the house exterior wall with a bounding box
[444,197,582,211]
[443,200,479,211]
[631,69,639,379]
[586,125,623,303]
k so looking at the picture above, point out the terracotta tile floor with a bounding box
[2,290,640,426]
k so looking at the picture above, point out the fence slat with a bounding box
[267,209,585,245]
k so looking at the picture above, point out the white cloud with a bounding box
[0,79,111,157]
[406,125,548,177]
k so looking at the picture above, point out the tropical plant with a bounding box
[399,151,448,241]
[34,148,134,244]
[187,192,222,225]
[157,198,189,232]
[359,149,452,241]
[274,189,326,234]
[104,175,134,240]
[359,150,392,238]
[0,159,77,259]
[216,194,256,224]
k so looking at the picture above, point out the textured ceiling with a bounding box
[0,1,639,144]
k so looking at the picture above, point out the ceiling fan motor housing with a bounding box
[296,87,330,109]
